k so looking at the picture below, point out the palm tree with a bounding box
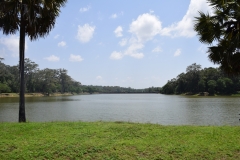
[0,0,67,122]
[194,0,240,75]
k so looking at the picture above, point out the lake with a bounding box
[0,94,240,126]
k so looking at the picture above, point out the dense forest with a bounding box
[160,63,240,95]
[0,58,82,94]
[2,59,240,95]
[0,58,160,94]
[81,85,161,94]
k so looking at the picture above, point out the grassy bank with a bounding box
[1,122,240,159]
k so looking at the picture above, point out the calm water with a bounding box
[0,94,240,125]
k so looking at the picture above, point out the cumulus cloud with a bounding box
[77,24,95,43]
[80,5,91,12]
[124,43,144,59]
[110,0,213,60]
[58,41,66,47]
[44,55,60,62]
[119,38,127,46]
[69,54,83,62]
[111,13,160,60]
[174,49,181,57]
[0,35,28,57]
[152,46,162,53]
[162,0,212,37]
[114,26,123,37]
[129,13,162,42]
[110,43,144,60]
[110,51,124,60]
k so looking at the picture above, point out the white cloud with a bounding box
[152,46,162,53]
[174,49,181,57]
[110,43,144,60]
[111,13,163,60]
[110,12,124,19]
[129,13,162,42]
[125,43,144,59]
[119,38,127,46]
[109,0,213,60]
[58,41,66,47]
[77,24,95,43]
[44,55,60,62]
[111,4,214,60]
[80,5,91,12]
[54,34,60,39]
[110,0,212,60]
[96,76,103,80]
[111,14,117,19]
[110,51,124,60]
[111,13,162,60]
[69,54,83,62]
[114,26,123,37]
[0,35,28,57]
[161,0,212,37]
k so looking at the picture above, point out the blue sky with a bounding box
[0,0,217,89]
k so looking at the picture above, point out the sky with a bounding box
[0,0,217,89]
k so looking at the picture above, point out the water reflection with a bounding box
[0,94,240,126]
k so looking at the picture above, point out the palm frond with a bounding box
[0,0,67,40]
[195,0,240,75]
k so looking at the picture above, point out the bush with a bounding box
[0,83,11,93]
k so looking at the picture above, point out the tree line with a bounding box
[0,58,161,94]
[0,58,81,94]
[160,63,240,95]
[81,85,161,94]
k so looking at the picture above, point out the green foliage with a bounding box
[161,79,176,94]
[217,78,226,93]
[195,0,240,75]
[81,85,159,94]
[0,59,81,94]
[0,122,240,159]
[161,63,240,95]
[0,0,67,40]
[207,80,217,95]
[0,83,11,93]
[0,59,160,94]
[198,79,205,92]
[224,78,234,94]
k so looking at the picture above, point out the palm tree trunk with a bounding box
[19,4,26,122]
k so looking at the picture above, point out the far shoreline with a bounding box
[163,93,240,97]
[0,92,90,98]
[1,92,240,98]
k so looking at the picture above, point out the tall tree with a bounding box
[185,63,202,93]
[194,0,240,75]
[39,68,59,94]
[24,58,39,93]
[0,0,67,122]
[57,69,71,93]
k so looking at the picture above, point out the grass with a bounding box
[1,122,240,159]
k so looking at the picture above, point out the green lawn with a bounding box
[1,122,240,159]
